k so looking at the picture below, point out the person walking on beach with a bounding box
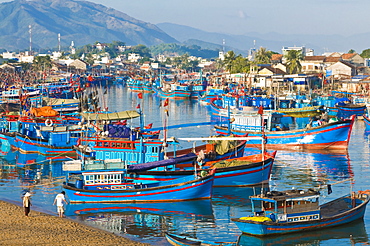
[53,191,68,217]
[22,192,32,217]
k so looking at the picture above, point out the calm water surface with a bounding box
[0,85,370,245]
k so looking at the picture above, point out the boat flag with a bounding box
[144,123,153,129]
[163,98,169,107]
[136,104,140,109]
[138,92,143,99]
[258,105,264,115]
[327,184,332,194]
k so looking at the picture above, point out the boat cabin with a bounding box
[66,170,147,191]
[230,112,293,132]
[251,189,321,223]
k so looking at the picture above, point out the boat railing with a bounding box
[231,124,263,132]
[83,159,126,170]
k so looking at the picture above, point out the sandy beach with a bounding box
[0,200,151,246]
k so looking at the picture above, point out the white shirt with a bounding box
[55,193,65,206]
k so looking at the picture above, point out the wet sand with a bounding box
[0,200,151,246]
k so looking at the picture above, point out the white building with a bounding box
[219,51,225,61]
[128,53,142,63]
[2,52,17,59]
[19,55,34,63]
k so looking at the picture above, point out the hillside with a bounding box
[157,22,370,54]
[0,0,178,50]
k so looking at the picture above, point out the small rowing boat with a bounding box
[165,233,236,246]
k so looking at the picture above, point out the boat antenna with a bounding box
[58,33,61,52]
[29,25,32,55]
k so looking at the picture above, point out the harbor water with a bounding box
[0,85,370,245]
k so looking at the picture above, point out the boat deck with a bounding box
[320,198,352,218]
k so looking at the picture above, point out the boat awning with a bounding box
[127,153,197,172]
[80,110,140,121]
[286,195,320,201]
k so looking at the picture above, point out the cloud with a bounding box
[237,10,249,19]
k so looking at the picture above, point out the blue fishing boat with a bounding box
[165,233,236,246]
[126,77,153,93]
[130,150,276,187]
[62,165,215,203]
[198,88,224,105]
[364,115,370,131]
[0,112,83,160]
[231,189,370,236]
[236,220,367,245]
[214,112,356,150]
[336,103,366,119]
[153,83,192,99]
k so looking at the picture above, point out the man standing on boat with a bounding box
[53,191,68,218]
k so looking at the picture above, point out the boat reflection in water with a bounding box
[66,199,214,243]
[237,220,368,246]
[271,148,354,192]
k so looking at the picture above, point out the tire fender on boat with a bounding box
[45,119,53,127]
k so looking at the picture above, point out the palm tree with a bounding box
[254,47,271,64]
[230,56,250,74]
[223,51,236,72]
[32,55,52,72]
[284,50,304,74]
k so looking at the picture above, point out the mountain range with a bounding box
[0,0,369,56]
[0,0,177,50]
[156,23,370,55]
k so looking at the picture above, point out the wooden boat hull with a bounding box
[364,115,370,131]
[215,116,355,150]
[131,152,276,187]
[337,104,366,118]
[63,172,215,203]
[166,140,247,168]
[14,133,78,157]
[232,193,370,236]
[153,86,191,99]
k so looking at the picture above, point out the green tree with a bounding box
[223,51,237,72]
[131,44,151,58]
[348,49,356,54]
[20,62,32,71]
[84,53,95,66]
[254,47,271,64]
[32,55,52,71]
[284,50,303,74]
[230,56,250,73]
[360,49,370,58]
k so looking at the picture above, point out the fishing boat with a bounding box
[153,83,192,99]
[236,220,368,245]
[214,111,356,150]
[336,103,366,119]
[129,138,276,187]
[126,77,153,93]
[165,233,236,246]
[62,164,215,203]
[364,115,370,131]
[231,189,370,236]
[0,111,83,159]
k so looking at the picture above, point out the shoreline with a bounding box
[0,199,151,246]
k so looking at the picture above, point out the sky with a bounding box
[79,0,369,36]
[0,0,367,36]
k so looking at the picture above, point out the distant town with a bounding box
[1,41,370,94]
